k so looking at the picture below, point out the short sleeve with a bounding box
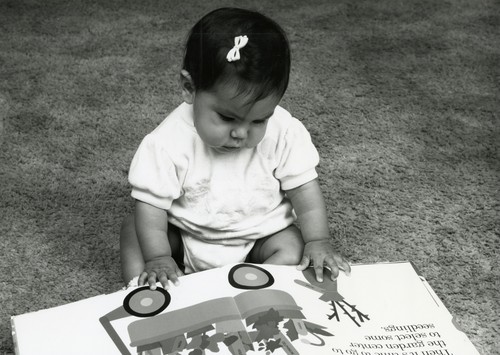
[128,134,182,210]
[274,118,320,190]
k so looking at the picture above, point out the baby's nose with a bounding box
[231,126,248,139]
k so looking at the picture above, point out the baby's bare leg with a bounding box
[248,225,304,265]
[120,213,183,285]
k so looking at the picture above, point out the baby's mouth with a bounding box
[215,145,243,153]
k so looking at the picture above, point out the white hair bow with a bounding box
[226,35,249,62]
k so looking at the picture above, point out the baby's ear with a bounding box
[180,69,195,104]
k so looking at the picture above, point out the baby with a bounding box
[120,7,351,289]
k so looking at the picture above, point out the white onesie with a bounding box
[128,102,319,273]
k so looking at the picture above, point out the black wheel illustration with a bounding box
[123,286,171,317]
[228,264,275,289]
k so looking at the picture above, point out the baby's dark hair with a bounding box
[183,7,291,101]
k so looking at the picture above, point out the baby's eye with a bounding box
[218,114,234,122]
[253,119,268,125]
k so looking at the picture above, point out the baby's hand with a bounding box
[139,256,184,290]
[297,239,351,282]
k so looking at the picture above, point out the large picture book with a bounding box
[11,262,480,355]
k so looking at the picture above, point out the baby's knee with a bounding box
[280,237,304,264]
[272,226,304,265]
[249,225,304,265]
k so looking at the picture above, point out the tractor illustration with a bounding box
[100,264,339,355]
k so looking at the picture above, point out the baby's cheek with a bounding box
[247,127,267,148]
[201,127,228,147]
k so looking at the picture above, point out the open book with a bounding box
[11,262,480,355]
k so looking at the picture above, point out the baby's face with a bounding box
[191,83,280,153]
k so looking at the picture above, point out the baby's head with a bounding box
[181,8,291,153]
[182,7,291,101]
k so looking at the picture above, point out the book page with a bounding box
[11,262,479,355]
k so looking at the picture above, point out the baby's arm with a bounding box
[135,200,183,289]
[286,179,351,282]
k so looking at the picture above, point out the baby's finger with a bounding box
[147,272,158,290]
[313,260,325,282]
[167,269,181,286]
[339,257,351,276]
[158,271,170,289]
[296,255,311,271]
[176,268,185,277]
[325,256,340,280]
[138,271,148,286]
